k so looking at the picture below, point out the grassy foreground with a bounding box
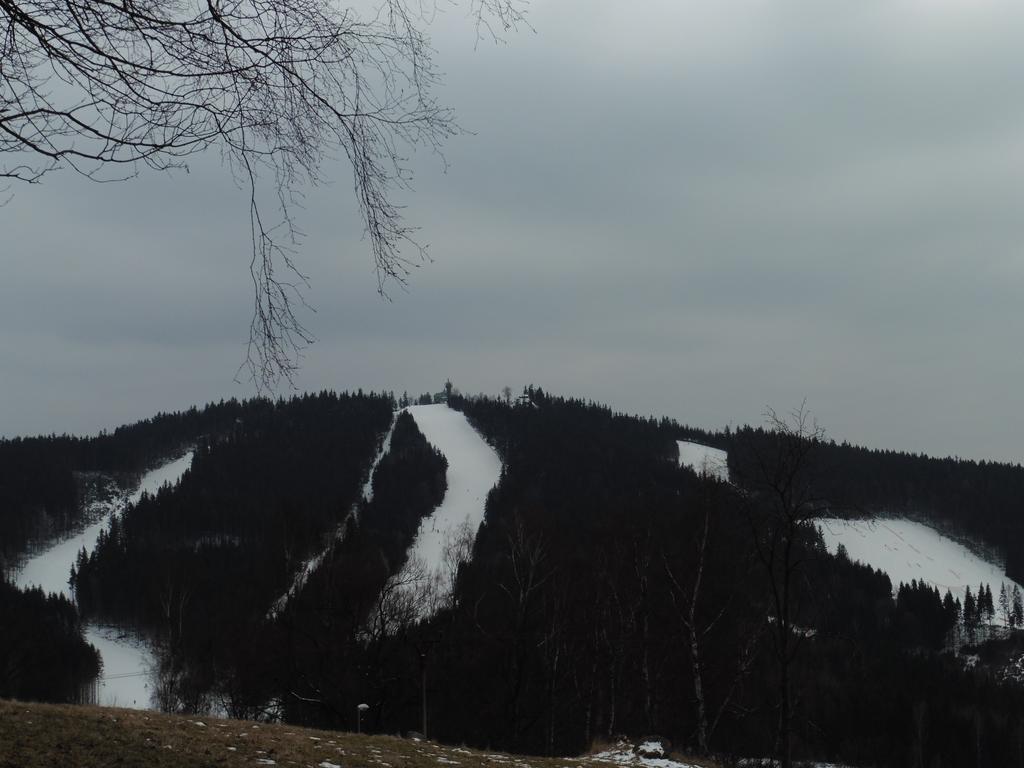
[0,700,720,768]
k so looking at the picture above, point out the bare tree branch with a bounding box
[0,0,527,389]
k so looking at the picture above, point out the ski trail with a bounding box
[13,451,193,710]
[268,414,397,618]
[676,440,729,481]
[819,516,1024,618]
[398,404,502,615]
[14,451,194,599]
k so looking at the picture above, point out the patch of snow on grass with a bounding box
[635,742,664,757]
[819,517,1024,619]
[676,441,728,482]
[588,742,700,768]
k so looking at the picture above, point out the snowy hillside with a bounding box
[15,451,194,599]
[85,624,156,709]
[403,404,503,603]
[677,440,729,481]
[14,451,193,709]
[819,517,1024,615]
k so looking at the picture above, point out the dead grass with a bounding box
[0,700,721,768]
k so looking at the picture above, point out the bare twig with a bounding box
[0,0,527,388]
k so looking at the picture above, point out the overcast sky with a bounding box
[4,0,1024,463]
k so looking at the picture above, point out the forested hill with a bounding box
[0,397,272,566]
[683,423,1024,583]
[463,390,1024,583]
[9,389,1024,767]
[435,392,1024,765]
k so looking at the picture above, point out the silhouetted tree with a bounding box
[739,403,826,768]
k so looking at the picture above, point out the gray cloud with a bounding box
[5,1,1024,462]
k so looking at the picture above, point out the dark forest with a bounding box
[6,390,1024,766]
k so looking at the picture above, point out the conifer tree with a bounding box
[943,589,958,629]
[1012,585,1024,629]
[999,583,1010,626]
[964,586,977,631]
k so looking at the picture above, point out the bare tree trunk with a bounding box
[547,643,560,755]
[630,533,658,732]
[690,628,709,755]
[664,501,727,757]
[740,403,825,768]
[912,701,927,768]
[976,711,983,768]
[779,644,791,768]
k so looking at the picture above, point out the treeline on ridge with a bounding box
[0,398,273,567]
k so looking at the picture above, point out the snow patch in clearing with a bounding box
[738,762,854,767]
[676,440,728,482]
[819,517,1024,618]
[403,404,502,603]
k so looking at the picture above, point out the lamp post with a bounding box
[415,633,439,739]
[357,702,369,734]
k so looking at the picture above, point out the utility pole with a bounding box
[421,651,428,737]
[415,633,440,738]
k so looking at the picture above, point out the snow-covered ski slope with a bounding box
[15,451,194,598]
[86,624,156,709]
[404,404,502,596]
[269,414,398,618]
[13,451,193,709]
[362,414,397,504]
[819,517,1024,613]
[676,440,729,481]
